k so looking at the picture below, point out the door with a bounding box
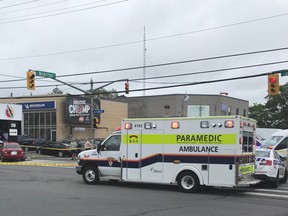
[97,134,122,177]
[140,129,164,182]
[123,129,164,181]
[123,130,142,180]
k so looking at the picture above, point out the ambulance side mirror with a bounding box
[97,144,103,153]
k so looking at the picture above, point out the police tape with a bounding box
[0,161,77,167]
[19,145,84,151]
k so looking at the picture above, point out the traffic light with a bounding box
[26,70,35,90]
[93,116,100,128]
[268,74,279,95]
[125,80,129,94]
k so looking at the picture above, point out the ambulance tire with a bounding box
[82,166,100,185]
[177,171,200,193]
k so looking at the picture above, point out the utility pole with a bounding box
[90,78,94,140]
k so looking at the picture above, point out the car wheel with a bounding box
[271,171,279,188]
[177,171,200,193]
[280,169,287,184]
[82,166,99,185]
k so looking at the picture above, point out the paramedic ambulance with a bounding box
[76,116,259,193]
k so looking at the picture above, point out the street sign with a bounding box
[280,70,288,77]
[35,70,56,79]
[93,109,104,115]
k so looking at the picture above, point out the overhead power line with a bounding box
[0,0,68,15]
[0,0,128,25]
[0,60,287,89]
[1,11,288,59]
[0,0,110,20]
[0,70,280,97]
[1,48,288,84]
[0,0,40,10]
[55,47,288,78]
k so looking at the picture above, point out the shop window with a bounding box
[236,108,239,115]
[163,105,171,117]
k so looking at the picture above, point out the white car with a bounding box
[255,148,287,188]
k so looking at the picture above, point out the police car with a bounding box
[255,148,287,188]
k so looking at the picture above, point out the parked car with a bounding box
[17,135,46,152]
[36,141,72,157]
[255,148,287,188]
[0,141,26,162]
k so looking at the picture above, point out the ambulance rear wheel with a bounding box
[177,171,200,193]
[82,166,99,185]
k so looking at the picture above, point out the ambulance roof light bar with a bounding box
[124,123,132,130]
[171,121,180,129]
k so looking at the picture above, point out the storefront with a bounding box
[0,95,127,141]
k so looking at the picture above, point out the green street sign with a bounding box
[35,70,56,79]
[280,70,288,77]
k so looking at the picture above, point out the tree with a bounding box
[249,83,288,129]
[49,86,63,95]
[87,88,119,99]
[248,103,268,128]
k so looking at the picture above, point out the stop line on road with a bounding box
[239,185,288,200]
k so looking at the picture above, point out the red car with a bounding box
[0,142,26,162]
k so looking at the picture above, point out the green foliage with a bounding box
[87,88,119,99]
[49,86,63,95]
[249,83,288,129]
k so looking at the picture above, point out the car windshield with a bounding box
[5,144,21,149]
[255,150,270,158]
[262,135,283,148]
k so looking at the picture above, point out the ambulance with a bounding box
[76,116,260,192]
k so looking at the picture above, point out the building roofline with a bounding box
[118,93,249,103]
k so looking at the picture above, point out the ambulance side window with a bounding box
[102,135,121,151]
[275,137,288,150]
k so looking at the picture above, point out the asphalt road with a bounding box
[0,162,287,216]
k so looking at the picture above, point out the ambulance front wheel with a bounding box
[82,166,100,185]
[177,171,200,193]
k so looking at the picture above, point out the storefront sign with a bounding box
[19,101,56,110]
[66,96,91,125]
[0,103,22,121]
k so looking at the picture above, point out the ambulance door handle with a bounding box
[135,153,138,158]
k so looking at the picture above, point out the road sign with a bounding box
[35,70,56,79]
[280,70,288,77]
[93,109,104,115]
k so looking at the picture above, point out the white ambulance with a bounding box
[76,116,260,192]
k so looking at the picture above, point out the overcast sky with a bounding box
[1,0,288,105]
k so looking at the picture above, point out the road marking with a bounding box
[252,188,288,194]
[243,192,288,199]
